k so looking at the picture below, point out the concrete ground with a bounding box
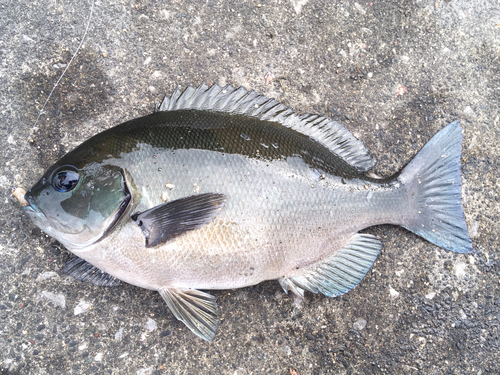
[1,0,499,374]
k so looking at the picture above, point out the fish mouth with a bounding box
[23,192,41,214]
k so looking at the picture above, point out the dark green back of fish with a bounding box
[62,109,366,180]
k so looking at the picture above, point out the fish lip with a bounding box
[23,192,41,214]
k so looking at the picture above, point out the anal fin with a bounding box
[159,288,218,341]
[279,234,382,298]
[63,256,121,287]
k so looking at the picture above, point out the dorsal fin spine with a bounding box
[158,83,376,172]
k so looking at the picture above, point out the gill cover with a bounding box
[24,163,130,249]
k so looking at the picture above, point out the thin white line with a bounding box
[21,0,96,157]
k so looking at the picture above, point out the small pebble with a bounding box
[353,318,367,331]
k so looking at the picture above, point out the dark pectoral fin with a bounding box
[63,256,121,287]
[279,234,382,298]
[132,193,226,248]
[159,288,218,341]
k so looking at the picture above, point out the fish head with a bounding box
[24,161,131,250]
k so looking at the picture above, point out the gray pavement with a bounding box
[1,0,499,374]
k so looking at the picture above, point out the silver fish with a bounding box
[19,83,472,341]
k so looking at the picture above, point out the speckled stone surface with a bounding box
[1,0,498,374]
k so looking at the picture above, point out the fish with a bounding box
[18,83,472,341]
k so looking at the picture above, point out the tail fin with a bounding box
[399,121,472,253]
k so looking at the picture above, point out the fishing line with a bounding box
[20,0,96,157]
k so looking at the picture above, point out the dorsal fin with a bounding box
[158,83,375,172]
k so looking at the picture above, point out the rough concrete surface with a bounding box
[1,0,499,374]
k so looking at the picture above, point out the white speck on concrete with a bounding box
[94,352,103,362]
[282,345,292,355]
[36,271,59,282]
[353,318,367,331]
[290,0,309,14]
[39,291,66,309]
[52,63,67,70]
[137,366,154,375]
[354,3,366,14]
[395,269,404,277]
[463,106,476,119]
[470,220,480,238]
[425,292,436,300]
[418,337,426,347]
[389,286,400,299]
[74,300,91,315]
[467,134,477,150]
[115,327,124,341]
[160,9,170,20]
[454,262,466,277]
[119,352,129,359]
[144,318,157,332]
[361,27,372,35]
[78,342,88,351]
[22,35,35,43]
[0,176,8,188]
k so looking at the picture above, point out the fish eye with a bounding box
[52,167,80,193]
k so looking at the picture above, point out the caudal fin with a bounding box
[399,121,472,253]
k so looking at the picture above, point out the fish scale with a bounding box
[20,83,472,341]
